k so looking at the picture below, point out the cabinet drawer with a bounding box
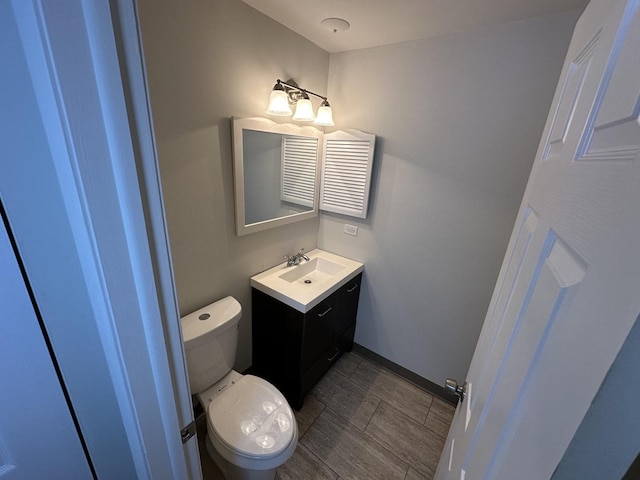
[300,299,335,372]
[337,322,356,352]
[335,275,361,335]
[301,344,341,397]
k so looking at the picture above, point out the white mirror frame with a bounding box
[232,117,323,236]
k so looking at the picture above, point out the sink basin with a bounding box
[250,249,364,313]
[278,257,346,284]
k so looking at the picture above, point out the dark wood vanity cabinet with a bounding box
[251,273,362,410]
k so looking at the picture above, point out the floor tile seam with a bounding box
[309,396,377,432]
[402,468,422,480]
[361,426,418,479]
[297,425,326,472]
[336,354,363,379]
[300,446,343,480]
[320,369,385,421]
[364,399,448,470]
[310,405,352,432]
[345,379,384,415]
[318,394,381,433]
[333,368,349,379]
[318,404,410,472]
[346,372,431,424]
[359,401,421,476]
[346,355,364,378]
[422,402,455,437]
[364,429,435,480]
[430,397,457,416]
[422,404,432,427]
[423,406,455,428]
[328,374,372,400]
[375,398,435,432]
[296,443,341,480]
[347,371,395,404]
[373,426,414,480]
[422,421,451,441]
[363,398,383,431]
[296,396,326,442]
[350,360,435,406]
[356,356,440,402]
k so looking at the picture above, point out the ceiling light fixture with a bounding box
[266,79,334,126]
[321,17,350,34]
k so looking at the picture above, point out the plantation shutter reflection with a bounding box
[320,130,375,218]
[281,135,318,208]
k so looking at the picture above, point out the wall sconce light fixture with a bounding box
[266,79,334,126]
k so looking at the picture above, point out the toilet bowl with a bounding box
[200,372,297,480]
[181,297,297,480]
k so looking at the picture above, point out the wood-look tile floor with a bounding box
[197,352,456,480]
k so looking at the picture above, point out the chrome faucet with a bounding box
[284,248,310,266]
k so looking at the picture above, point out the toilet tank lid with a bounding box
[181,296,241,345]
[208,375,295,458]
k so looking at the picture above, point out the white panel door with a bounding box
[436,0,640,478]
[0,208,92,479]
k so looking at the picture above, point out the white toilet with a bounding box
[181,296,297,480]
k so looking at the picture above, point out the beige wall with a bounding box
[138,0,329,371]
[318,11,580,383]
[139,0,579,384]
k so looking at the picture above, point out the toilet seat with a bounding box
[207,375,297,469]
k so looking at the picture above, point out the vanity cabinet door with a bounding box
[251,273,362,410]
[251,289,304,397]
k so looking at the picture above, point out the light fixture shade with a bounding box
[314,104,334,126]
[292,98,315,121]
[266,89,292,116]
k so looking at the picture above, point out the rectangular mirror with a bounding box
[232,117,323,236]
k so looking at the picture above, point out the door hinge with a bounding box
[181,421,196,444]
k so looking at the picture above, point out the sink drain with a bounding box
[304,279,312,284]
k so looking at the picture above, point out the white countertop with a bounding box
[250,249,364,313]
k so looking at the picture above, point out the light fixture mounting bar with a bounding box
[277,79,327,102]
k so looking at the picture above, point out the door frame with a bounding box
[5,0,199,478]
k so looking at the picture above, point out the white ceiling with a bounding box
[240,0,589,53]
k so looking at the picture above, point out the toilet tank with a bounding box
[181,296,241,394]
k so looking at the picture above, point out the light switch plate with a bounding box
[344,224,358,236]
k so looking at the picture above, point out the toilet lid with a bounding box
[208,375,295,458]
